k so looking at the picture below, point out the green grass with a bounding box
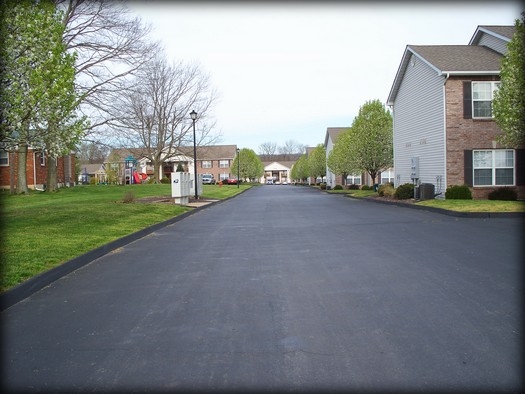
[0,183,251,292]
[416,199,525,212]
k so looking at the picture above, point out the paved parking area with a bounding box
[2,185,522,392]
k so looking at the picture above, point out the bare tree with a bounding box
[109,54,218,182]
[258,141,278,158]
[278,140,307,156]
[57,0,159,140]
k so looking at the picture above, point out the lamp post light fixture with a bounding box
[190,110,198,200]
[236,148,240,188]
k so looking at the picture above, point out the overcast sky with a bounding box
[126,1,521,152]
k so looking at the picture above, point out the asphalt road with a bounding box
[2,186,523,392]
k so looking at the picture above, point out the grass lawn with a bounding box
[0,183,251,292]
[325,187,525,212]
[416,198,525,212]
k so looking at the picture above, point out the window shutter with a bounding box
[463,81,472,119]
[464,150,473,186]
[516,149,525,186]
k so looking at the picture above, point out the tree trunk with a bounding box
[16,143,29,194]
[46,154,58,192]
[9,151,15,195]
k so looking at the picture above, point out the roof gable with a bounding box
[265,161,291,171]
[324,127,348,147]
[388,24,512,105]
[469,25,516,45]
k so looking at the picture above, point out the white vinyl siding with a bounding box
[392,53,446,189]
[325,136,336,188]
[477,33,509,55]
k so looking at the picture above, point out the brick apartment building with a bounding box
[0,149,75,190]
[387,25,524,199]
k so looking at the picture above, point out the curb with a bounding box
[1,194,239,312]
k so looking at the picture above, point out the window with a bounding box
[219,160,229,168]
[380,168,395,184]
[201,160,212,169]
[0,150,8,166]
[473,149,514,186]
[219,173,229,181]
[472,82,499,118]
[346,174,361,185]
[40,152,46,166]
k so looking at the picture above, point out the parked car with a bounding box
[226,178,238,185]
[201,174,216,184]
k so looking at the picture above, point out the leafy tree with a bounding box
[331,100,392,185]
[1,0,84,194]
[291,153,309,183]
[308,144,326,183]
[493,13,525,148]
[231,148,264,182]
[327,127,353,178]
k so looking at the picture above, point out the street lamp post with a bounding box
[190,110,198,200]
[236,148,240,188]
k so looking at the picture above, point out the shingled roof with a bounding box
[469,25,516,45]
[105,145,238,162]
[387,24,513,106]
[408,45,503,73]
[324,127,349,147]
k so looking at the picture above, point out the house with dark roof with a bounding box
[259,153,302,184]
[323,127,395,189]
[387,25,524,199]
[0,148,75,190]
[104,145,238,184]
[324,127,347,188]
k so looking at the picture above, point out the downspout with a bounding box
[441,72,450,197]
[33,151,37,190]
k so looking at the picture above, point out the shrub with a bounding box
[122,191,135,203]
[333,184,343,190]
[346,184,360,190]
[445,184,472,200]
[160,177,170,184]
[320,183,327,190]
[488,187,518,201]
[361,185,373,191]
[89,177,96,185]
[394,183,414,200]
[378,183,395,197]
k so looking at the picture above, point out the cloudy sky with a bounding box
[126,1,521,152]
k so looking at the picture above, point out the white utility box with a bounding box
[171,172,191,205]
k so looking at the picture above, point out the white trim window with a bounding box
[219,160,229,168]
[380,168,395,184]
[0,150,8,166]
[201,160,212,169]
[473,149,514,186]
[219,173,229,181]
[472,81,499,118]
[40,152,46,166]
[346,174,361,185]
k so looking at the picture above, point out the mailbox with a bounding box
[171,172,191,205]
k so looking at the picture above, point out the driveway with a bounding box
[2,186,522,392]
